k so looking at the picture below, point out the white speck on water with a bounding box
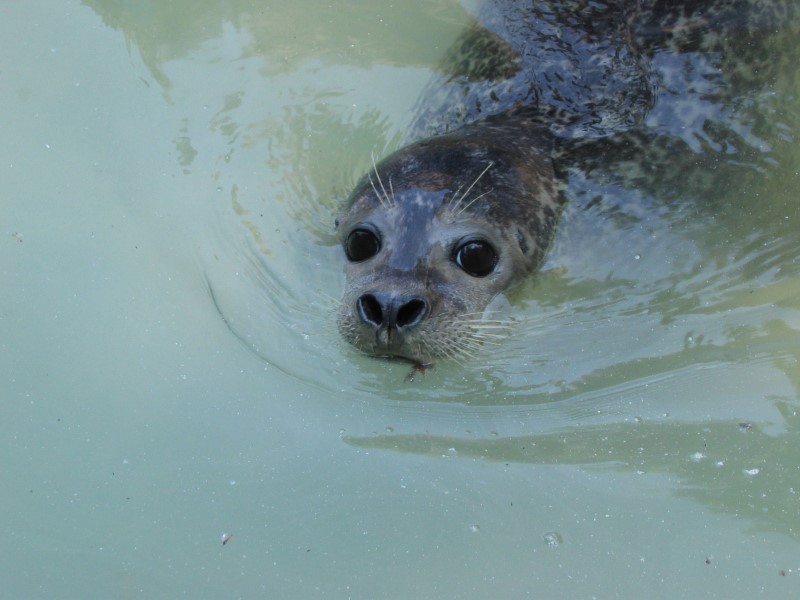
[691,452,706,462]
[743,468,761,476]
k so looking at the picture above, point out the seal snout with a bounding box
[357,292,428,331]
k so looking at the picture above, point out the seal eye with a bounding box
[345,228,381,262]
[455,240,497,277]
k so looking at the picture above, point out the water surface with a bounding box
[2,1,800,597]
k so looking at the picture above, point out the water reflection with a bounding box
[344,412,800,538]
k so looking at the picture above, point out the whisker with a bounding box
[371,152,392,208]
[465,333,508,341]
[456,188,494,216]
[446,182,466,209]
[455,338,485,352]
[457,320,516,329]
[429,337,470,365]
[461,322,514,328]
[447,161,494,217]
[458,310,514,319]
[368,173,389,210]
[316,290,343,308]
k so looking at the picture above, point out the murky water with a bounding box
[3,0,799,597]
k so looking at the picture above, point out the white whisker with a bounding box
[371,152,392,208]
[368,173,389,209]
[456,188,493,216]
[447,161,494,217]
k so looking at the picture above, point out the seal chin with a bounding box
[366,326,412,361]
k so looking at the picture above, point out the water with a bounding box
[2,1,799,597]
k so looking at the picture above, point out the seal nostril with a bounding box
[356,293,428,330]
[396,299,427,328]
[357,294,383,327]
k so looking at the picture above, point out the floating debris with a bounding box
[405,363,430,382]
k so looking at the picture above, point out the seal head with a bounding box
[336,116,561,364]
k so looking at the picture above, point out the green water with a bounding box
[2,1,799,598]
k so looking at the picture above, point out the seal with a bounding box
[336,0,797,365]
[336,114,560,363]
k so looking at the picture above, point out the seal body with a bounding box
[336,0,796,364]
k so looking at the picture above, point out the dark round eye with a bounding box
[345,228,381,262]
[454,239,497,277]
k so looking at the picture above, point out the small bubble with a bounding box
[634,254,641,260]
[543,532,563,547]
[743,468,761,476]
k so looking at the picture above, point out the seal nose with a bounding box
[357,292,428,330]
